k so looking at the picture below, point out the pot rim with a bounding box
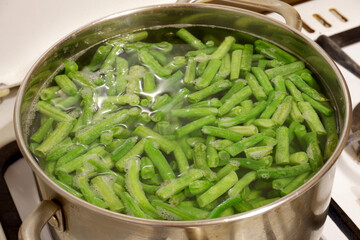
[14,2,352,227]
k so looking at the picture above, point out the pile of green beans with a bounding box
[29,27,338,220]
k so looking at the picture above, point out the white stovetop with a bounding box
[1,0,360,239]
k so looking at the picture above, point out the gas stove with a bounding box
[1,0,360,239]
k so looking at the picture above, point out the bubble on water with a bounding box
[260,173,270,179]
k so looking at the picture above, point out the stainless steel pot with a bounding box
[14,0,352,239]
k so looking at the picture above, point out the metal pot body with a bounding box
[15,3,351,240]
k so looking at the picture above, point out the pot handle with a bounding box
[18,200,64,240]
[177,0,302,31]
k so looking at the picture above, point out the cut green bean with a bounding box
[176,28,206,50]
[230,49,242,80]
[197,171,238,207]
[265,61,305,79]
[218,101,267,128]
[211,36,236,60]
[125,157,160,218]
[156,169,204,200]
[228,171,257,197]
[144,140,176,181]
[224,132,266,157]
[298,101,327,135]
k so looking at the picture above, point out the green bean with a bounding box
[251,67,274,95]
[31,118,54,143]
[211,36,236,60]
[257,163,311,179]
[171,107,218,118]
[112,137,138,162]
[101,45,123,70]
[144,140,176,181]
[207,197,242,219]
[271,96,293,126]
[115,56,129,94]
[91,175,124,212]
[228,171,257,197]
[257,59,268,70]
[300,72,321,91]
[138,50,171,77]
[152,200,195,221]
[197,171,238,207]
[35,121,74,158]
[210,139,234,151]
[285,79,303,102]
[289,74,327,102]
[298,101,327,135]
[87,45,112,72]
[294,124,308,150]
[244,146,273,160]
[272,177,294,190]
[149,49,167,66]
[56,144,87,168]
[183,57,196,85]
[271,75,287,93]
[109,31,148,44]
[227,125,259,136]
[321,110,338,159]
[280,172,310,196]
[176,28,206,50]
[214,53,231,81]
[175,115,216,138]
[240,44,253,76]
[40,86,60,101]
[230,49,242,80]
[54,75,78,96]
[173,146,190,174]
[275,126,289,165]
[49,176,82,198]
[126,65,145,94]
[290,101,304,123]
[115,138,147,172]
[201,126,243,142]
[45,138,73,162]
[64,60,78,75]
[195,59,222,89]
[158,70,184,91]
[193,143,217,181]
[37,101,75,122]
[253,119,276,129]
[68,71,96,88]
[156,169,204,200]
[125,157,160,218]
[177,205,209,220]
[75,109,128,145]
[133,125,176,154]
[117,190,151,219]
[139,156,155,180]
[302,93,333,117]
[188,180,213,196]
[218,85,252,116]
[224,132,266,157]
[305,132,324,171]
[265,61,305,79]
[289,152,309,165]
[186,47,217,57]
[254,40,298,63]
[216,161,239,180]
[218,101,267,128]
[165,56,187,73]
[246,73,267,101]
[75,175,108,208]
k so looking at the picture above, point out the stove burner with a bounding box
[0,141,23,240]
